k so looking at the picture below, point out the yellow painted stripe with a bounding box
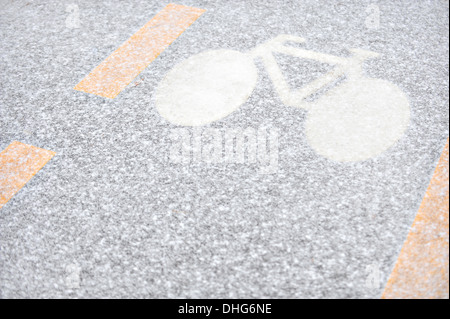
[74,3,205,99]
[0,141,55,209]
[382,138,449,299]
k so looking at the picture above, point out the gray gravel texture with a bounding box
[0,0,448,298]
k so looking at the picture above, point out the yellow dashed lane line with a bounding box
[74,3,205,99]
[0,141,55,209]
[383,138,449,299]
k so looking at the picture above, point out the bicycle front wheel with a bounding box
[155,49,258,126]
[305,77,411,162]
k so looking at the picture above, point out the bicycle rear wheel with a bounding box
[155,49,257,126]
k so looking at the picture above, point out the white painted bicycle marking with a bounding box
[155,35,410,162]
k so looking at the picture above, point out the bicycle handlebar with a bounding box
[251,34,380,65]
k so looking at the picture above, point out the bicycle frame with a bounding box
[248,35,380,110]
